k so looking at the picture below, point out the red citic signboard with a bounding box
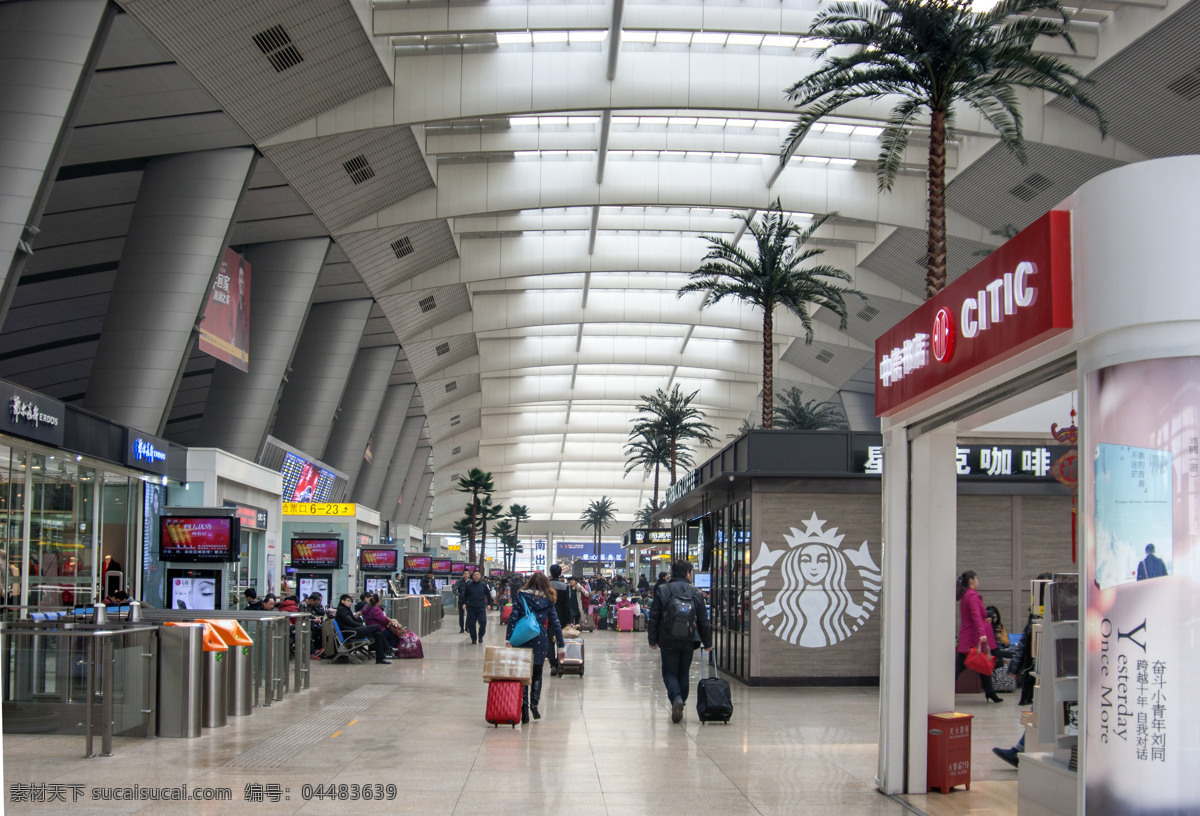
[875,210,1072,417]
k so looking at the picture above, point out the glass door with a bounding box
[28,454,97,611]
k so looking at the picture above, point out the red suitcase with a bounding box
[485,680,523,728]
[501,603,513,624]
[617,607,634,632]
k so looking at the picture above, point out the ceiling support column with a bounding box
[353,385,417,509]
[322,345,399,491]
[85,147,256,433]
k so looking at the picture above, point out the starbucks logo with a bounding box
[750,513,881,648]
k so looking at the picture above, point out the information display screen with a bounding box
[280,452,335,504]
[160,516,240,562]
[167,569,220,610]
[451,563,466,575]
[432,559,453,573]
[693,572,712,590]
[291,539,342,570]
[403,555,432,572]
[360,549,398,573]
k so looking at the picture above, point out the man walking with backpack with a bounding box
[648,560,712,723]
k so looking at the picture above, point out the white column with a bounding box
[352,384,417,508]
[877,421,958,794]
[322,345,398,490]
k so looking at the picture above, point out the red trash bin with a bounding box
[927,712,973,793]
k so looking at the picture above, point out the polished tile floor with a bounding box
[2,612,1024,815]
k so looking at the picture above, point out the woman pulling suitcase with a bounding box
[505,572,565,723]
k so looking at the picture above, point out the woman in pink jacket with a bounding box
[955,570,1002,703]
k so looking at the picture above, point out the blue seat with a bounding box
[330,620,373,664]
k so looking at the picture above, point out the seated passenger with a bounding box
[615,594,632,610]
[278,595,299,613]
[263,593,278,611]
[361,594,399,653]
[334,594,391,664]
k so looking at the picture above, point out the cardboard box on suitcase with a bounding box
[486,680,523,727]
[617,606,634,632]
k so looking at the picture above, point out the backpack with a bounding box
[658,583,697,645]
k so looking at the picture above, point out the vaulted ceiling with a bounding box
[2,0,1194,537]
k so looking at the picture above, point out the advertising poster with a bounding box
[298,576,330,609]
[161,518,234,561]
[292,539,340,569]
[171,576,217,610]
[403,554,432,572]
[280,452,336,504]
[361,549,398,572]
[555,541,626,562]
[1085,357,1200,814]
[198,247,250,371]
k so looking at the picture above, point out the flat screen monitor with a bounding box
[297,574,331,609]
[291,538,342,570]
[465,564,478,573]
[451,563,466,575]
[434,578,448,591]
[432,559,453,573]
[279,451,336,504]
[360,549,398,573]
[365,577,390,596]
[403,554,432,572]
[160,515,240,563]
[693,572,712,590]
[406,577,422,595]
[167,568,221,610]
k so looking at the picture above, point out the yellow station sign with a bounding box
[282,502,356,517]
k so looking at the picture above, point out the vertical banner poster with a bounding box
[1084,357,1200,814]
[198,247,250,371]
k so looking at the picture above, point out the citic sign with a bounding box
[875,211,1072,417]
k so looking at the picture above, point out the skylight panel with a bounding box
[569,30,608,43]
[696,117,726,127]
[496,31,532,45]
[623,30,656,43]
[727,33,764,47]
[692,32,728,45]
[640,116,668,125]
[656,31,693,44]
[670,117,698,127]
[824,123,856,135]
[762,34,799,48]
[510,116,539,127]
[532,31,569,44]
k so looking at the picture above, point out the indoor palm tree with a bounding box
[623,426,695,511]
[492,519,515,571]
[783,0,1106,300]
[454,468,494,564]
[634,502,658,529]
[505,503,531,573]
[726,416,760,439]
[773,387,849,430]
[680,204,860,430]
[452,516,476,557]
[475,497,504,570]
[580,496,618,564]
[630,385,716,484]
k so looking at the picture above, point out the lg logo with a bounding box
[932,308,955,363]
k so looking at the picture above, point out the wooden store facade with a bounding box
[657,429,1076,686]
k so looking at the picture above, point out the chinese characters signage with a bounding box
[875,211,1072,416]
[861,444,1070,480]
[198,247,250,371]
[282,502,355,517]
[3,380,65,446]
[123,430,170,475]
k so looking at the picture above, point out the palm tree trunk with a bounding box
[669,437,678,485]
[468,498,478,564]
[926,108,948,301]
[652,464,660,512]
[762,306,774,429]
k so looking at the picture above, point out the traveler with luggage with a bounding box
[648,560,712,723]
[505,572,565,723]
[453,572,470,633]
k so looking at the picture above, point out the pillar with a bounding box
[374,420,425,516]
[394,446,431,525]
[270,299,371,457]
[196,237,327,459]
[85,147,256,432]
[878,422,958,794]
[322,345,398,490]
[0,0,111,326]
[352,384,416,508]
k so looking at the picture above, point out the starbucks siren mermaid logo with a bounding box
[750,513,881,647]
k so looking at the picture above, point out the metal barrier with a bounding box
[0,623,158,757]
[140,610,296,707]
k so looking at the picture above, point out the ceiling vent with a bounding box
[391,237,414,258]
[815,349,835,364]
[857,304,880,322]
[1167,68,1200,101]
[450,414,461,426]
[1008,172,1053,202]
[252,24,304,72]
[452,446,462,456]
[342,155,375,185]
[444,380,457,393]
[418,295,437,313]
[435,342,451,356]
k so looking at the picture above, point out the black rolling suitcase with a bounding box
[695,655,733,724]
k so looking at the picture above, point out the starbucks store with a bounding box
[658,429,1075,686]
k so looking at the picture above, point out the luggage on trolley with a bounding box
[556,638,585,677]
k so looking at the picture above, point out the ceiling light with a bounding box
[726,118,756,128]
[762,35,798,48]
[510,116,538,127]
[640,116,668,125]
[727,33,764,46]
[496,31,533,45]
[692,32,728,45]
[697,117,725,128]
[532,31,569,43]
[569,31,608,43]
[656,31,692,44]
[670,117,698,127]
[612,116,639,126]
[622,30,656,43]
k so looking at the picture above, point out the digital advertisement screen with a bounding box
[298,575,330,609]
[1085,356,1200,814]
[291,538,342,569]
[168,569,220,610]
[360,549,398,573]
[451,563,466,575]
[407,577,422,595]
[432,559,453,573]
[403,555,432,572]
[280,451,336,504]
[365,577,390,596]
[160,516,240,563]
